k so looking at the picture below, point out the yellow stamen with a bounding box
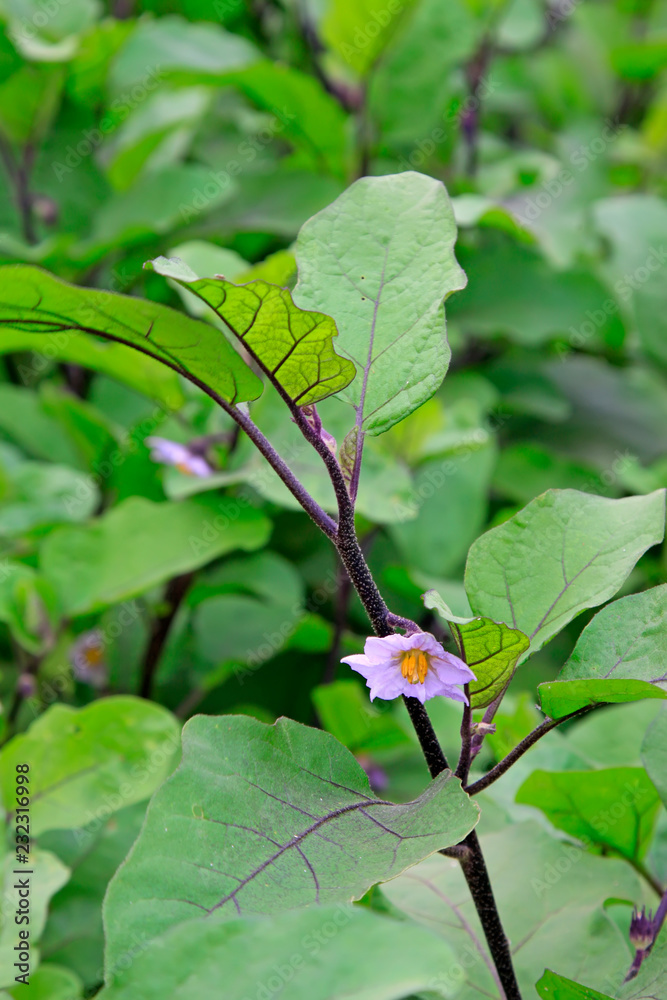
[176,461,193,476]
[401,649,429,685]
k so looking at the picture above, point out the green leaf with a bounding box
[294,171,467,435]
[98,904,460,999]
[388,443,496,575]
[0,461,98,538]
[539,586,667,719]
[0,331,184,410]
[1,964,83,1000]
[109,16,260,93]
[516,768,661,864]
[536,970,614,1000]
[0,265,262,406]
[0,845,70,988]
[642,707,667,808]
[381,822,639,999]
[448,239,626,347]
[594,196,667,368]
[322,0,416,76]
[39,494,271,616]
[424,590,530,708]
[0,697,180,836]
[617,926,667,1000]
[103,715,479,970]
[465,489,666,659]
[230,63,349,178]
[39,803,147,990]
[312,680,412,752]
[146,258,356,406]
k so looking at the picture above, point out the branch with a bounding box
[466,704,602,796]
[139,571,194,699]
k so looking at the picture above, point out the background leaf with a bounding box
[39,495,271,616]
[516,768,661,865]
[0,697,180,835]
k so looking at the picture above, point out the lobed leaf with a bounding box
[103,714,478,972]
[147,257,356,405]
[424,589,529,708]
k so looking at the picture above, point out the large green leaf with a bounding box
[539,586,667,719]
[39,495,270,616]
[424,590,530,708]
[381,822,639,1000]
[642,707,667,808]
[98,905,459,999]
[536,970,613,1000]
[0,698,180,836]
[516,768,661,864]
[146,257,356,406]
[103,715,479,971]
[0,265,262,405]
[465,490,666,659]
[294,171,467,435]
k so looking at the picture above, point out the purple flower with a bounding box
[145,437,213,477]
[342,631,475,705]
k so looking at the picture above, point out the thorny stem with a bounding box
[466,704,601,796]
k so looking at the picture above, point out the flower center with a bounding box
[400,648,429,685]
[176,461,194,476]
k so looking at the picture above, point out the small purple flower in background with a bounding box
[145,437,213,477]
[342,631,475,705]
[71,630,108,689]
